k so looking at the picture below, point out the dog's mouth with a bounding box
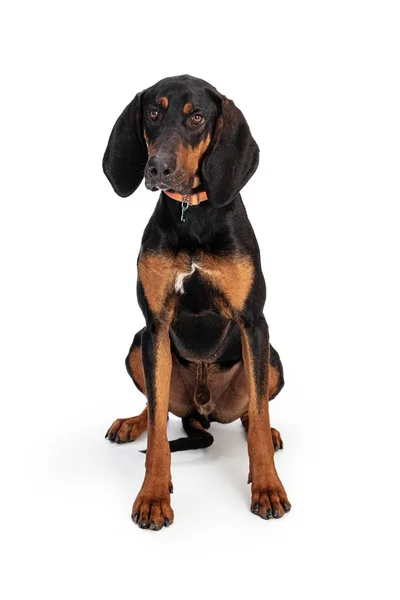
[148,182,170,192]
[144,169,202,195]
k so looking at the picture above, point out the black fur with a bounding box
[201,93,260,207]
[103,75,259,203]
[105,75,284,451]
[170,414,214,452]
[103,92,147,197]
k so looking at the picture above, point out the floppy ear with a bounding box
[102,92,148,197]
[201,95,259,207]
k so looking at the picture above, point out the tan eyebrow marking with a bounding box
[183,102,194,114]
[159,97,169,109]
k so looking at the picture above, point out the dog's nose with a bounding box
[148,155,176,178]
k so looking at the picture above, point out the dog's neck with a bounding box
[163,189,208,223]
[163,190,208,205]
[157,191,245,253]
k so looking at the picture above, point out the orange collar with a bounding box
[164,190,208,205]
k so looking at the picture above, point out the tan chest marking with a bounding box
[138,251,191,315]
[196,254,254,311]
[174,262,200,294]
[138,252,254,315]
[173,255,254,309]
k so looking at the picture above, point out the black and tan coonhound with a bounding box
[103,74,291,530]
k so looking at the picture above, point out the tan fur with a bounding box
[138,251,190,315]
[269,365,280,398]
[240,329,259,412]
[138,251,254,317]
[128,345,146,392]
[241,327,274,481]
[153,329,173,427]
[192,174,201,188]
[159,96,169,109]
[147,138,159,157]
[176,134,211,185]
[132,322,174,527]
[107,409,148,442]
[183,102,194,114]
[241,328,290,516]
[241,412,283,450]
[198,254,254,311]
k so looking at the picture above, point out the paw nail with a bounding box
[149,521,156,530]
[132,513,139,524]
[273,509,280,519]
[169,485,174,494]
[140,518,147,528]
[252,503,259,514]
[115,435,120,443]
[267,508,272,518]
[247,475,252,484]
[282,502,291,512]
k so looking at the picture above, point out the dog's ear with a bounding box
[102,92,148,197]
[201,94,259,207]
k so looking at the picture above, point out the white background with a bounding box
[1,1,399,598]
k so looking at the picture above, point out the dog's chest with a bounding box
[138,251,254,314]
[174,254,254,314]
[174,261,201,294]
[174,261,208,296]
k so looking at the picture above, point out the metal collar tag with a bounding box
[181,197,190,222]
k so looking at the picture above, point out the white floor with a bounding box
[5,355,397,599]
[2,1,400,597]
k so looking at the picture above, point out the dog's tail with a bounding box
[140,414,213,454]
[168,413,214,452]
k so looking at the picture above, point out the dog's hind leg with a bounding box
[241,412,283,451]
[125,327,146,393]
[268,344,285,400]
[106,407,148,443]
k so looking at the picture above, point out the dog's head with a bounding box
[103,75,259,207]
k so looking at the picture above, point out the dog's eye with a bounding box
[148,109,159,121]
[191,113,204,125]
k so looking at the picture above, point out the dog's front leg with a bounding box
[241,316,291,519]
[131,321,174,530]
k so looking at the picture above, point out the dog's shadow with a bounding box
[168,417,245,458]
[46,415,249,507]
[166,417,249,499]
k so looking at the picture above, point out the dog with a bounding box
[103,75,291,530]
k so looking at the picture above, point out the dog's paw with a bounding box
[271,427,284,451]
[131,489,174,531]
[105,415,146,443]
[250,479,291,520]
